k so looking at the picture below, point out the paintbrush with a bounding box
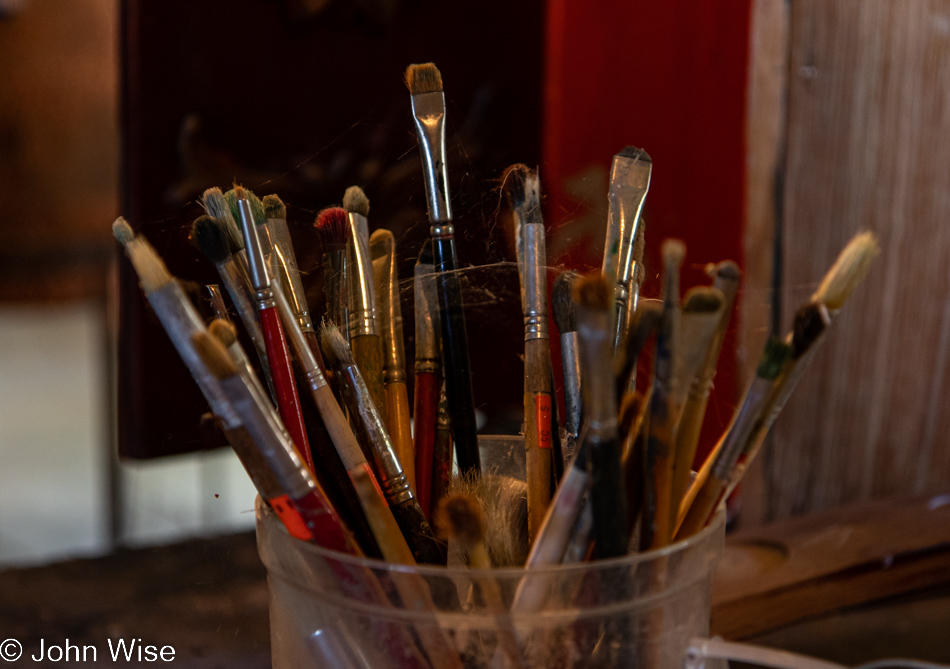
[337,193,387,424]
[672,261,741,504]
[641,239,685,550]
[320,322,447,565]
[675,336,794,539]
[201,187,244,254]
[505,164,558,539]
[413,240,441,519]
[448,473,528,567]
[208,319,276,428]
[405,62,481,477]
[575,273,629,558]
[615,298,663,400]
[190,215,271,384]
[234,185,315,473]
[553,271,582,442]
[314,207,350,340]
[431,380,454,518]
[205,284,229,322]
[669,286,726,515]
[601,147,652,348]
[370,228,415,489]
[435,493,527,669]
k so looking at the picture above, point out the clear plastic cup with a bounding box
[256,485,725,668]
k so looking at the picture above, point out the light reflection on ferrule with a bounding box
[348,312,378,338]
[254,287,276,310]
[524,314,549,340]
[415,359,439,374]
[430,223,454,238]
[304,368,327,391]
[380,473,413,505]
[383,368,407,384]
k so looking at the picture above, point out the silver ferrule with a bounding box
[711,376,774,482]
[346,212,378,337]
[220,373,314,500]
[147,283,238,426]
[237,195,271,291]
[561,331,582,437]
[273,281,328,390]
[340,364,411,503]
[371,237,408,384]
[410,91,452,223]
[414,262,441,363]
[253,284,276,310]
[602,149,651,283]
[522,223,549,341]
[577,309,617,440]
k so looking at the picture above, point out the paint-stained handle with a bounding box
[388,497,447,565]
[351,333,387,425]
[386,381,415,488]
[260,306,313,471]
[413,371,440,519]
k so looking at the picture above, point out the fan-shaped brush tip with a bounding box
[112,217,134,245]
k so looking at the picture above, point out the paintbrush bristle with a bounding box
[662,238,686,268]
[448,473,528,567]
[191,215,233,264]
[262,194,286,220]
[502,163,529,210]
[552,271,579,333]
[682,286,724,313]
[226,186,266,226]
[813,231,879,310]
[342,186,370,217]
[758,336,794,380]
[405,63,443,95]
[315,207,350,251]
[574,273,611,311]
[112,217,135,245]
[191,331,238,380]
[504,164,541,225]
[201,188,244,251]
[209,319,238,348]
[792,302,831,357]
[319,320,355,370]
[434,492,485,550]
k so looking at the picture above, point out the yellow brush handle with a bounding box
[386,382,415,489]
[351,334,387,424]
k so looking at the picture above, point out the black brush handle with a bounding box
[388,497,447,565]
[590,436,630,559]
[431,235,481,476]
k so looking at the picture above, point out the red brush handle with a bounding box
[413,370,439,519]
[259,306,314,472]
[291,488,357,554]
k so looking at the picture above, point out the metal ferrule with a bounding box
[602,150,651,283]
[267,217,313,331]
[414,262,441,364]
[410,91,452,223]
[371,238,407,384]
[253,285,276,311]
[237,195,271,292]
[577,309,617,441]
[346,212,378,337]
[561,332,582,437]
[522,223,549,341]
[273,282,328,391]
[147,283,238,426]
[215,258,266,361]
[711,376,774,482]
[430,222,454,239]
[206,284,228,321]
[220,373,314,500]
[339,363,412,504]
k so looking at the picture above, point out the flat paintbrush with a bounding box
[235,185,315,473]
[321,322,447,565]
[413,240,441,518]
[602,147,652,348]
[406,62,481,477]
[370,229,415,488]
[641,239,685,550]
[506,164,557,539]
[553,271,582,442]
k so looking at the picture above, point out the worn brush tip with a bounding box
[417,238,433,266]
[793,301,831,357]
[502,163,530,210]
[405,62,443,95]
[552,271,579,333]
[232,185,246,200]
[342,186,370,217]
[262,194,286,220]
[201,187,228,219]
[682,286,724,313]
[369,228,394,255]
[616,146,652,164]
[758,336,794,380]
[574,272,611,311]
[190,215,232,264]
[112,217,134,245]
[662,238,686,268]
[209,319,238,348]
[319,320,354,369]
[314,207,350,249]
[813,231,879,310]
[434,492,484,549]
[191,331,238,380]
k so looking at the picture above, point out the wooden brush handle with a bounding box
[432,236,480,476]
[389,497,447,565]
[385,382,415,488]
[351,333,387,424]
[675,476,726,540]
[413,370,439,519]
[259,306,314,471]
[670,391,708,511]
[525,391,554,541]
